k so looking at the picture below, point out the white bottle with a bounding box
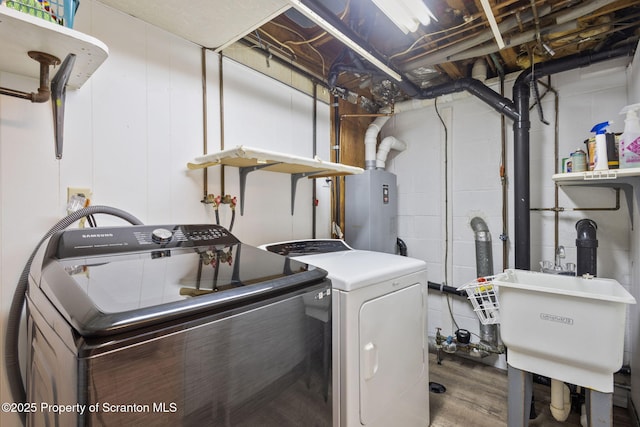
[619,103,640,169]
[590,121,611,171]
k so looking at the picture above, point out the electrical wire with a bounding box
[434,96,461,334]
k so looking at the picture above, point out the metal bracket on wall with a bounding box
[291,171,327,215]
[541,184,634,229]
[0,51,76,159]
[238,163,282,216]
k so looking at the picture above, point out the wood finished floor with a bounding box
[429,352,634,427]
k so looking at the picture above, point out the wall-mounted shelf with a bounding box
[0,5,109,89]
[188,145,364,215]
[552,168,640,228]
[552,168,640,183]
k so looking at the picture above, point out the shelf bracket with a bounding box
[238,163,281,215]
[622,184,635,230]
[51,53,76,159]
[291,171,327,215]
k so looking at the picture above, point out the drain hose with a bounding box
[4,206,143,425]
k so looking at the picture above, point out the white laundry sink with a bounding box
[494,269,636,393]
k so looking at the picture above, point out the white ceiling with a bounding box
[97,0,291,51]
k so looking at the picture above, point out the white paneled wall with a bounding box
[384,58,634,369]
[0,1,330,425]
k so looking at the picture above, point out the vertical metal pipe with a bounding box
[219,54,226,194]
[332,95,342,235]
[201,47,208,199]
[514,84,531,270]
[312,82,318,238]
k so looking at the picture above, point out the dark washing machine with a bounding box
[26,224,332,427]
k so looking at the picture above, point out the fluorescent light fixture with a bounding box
[371,0,436,34]
[288,0,402,81]
[479,0,505,50]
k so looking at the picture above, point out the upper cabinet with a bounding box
[0,4,108,89]
[96,0,290,51]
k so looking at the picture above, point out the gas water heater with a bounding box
[345,169,397,254]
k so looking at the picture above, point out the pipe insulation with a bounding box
[5,206,143,425]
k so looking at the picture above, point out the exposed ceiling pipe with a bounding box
[448,0,621,63]
[401,0,618,71]
[402,7,548,71]
[447,20,577,63]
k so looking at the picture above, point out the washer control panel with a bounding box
[54,224,239,259]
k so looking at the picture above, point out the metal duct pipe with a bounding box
[512,41,636,269]
[470,217,499,348]
[576,218,598,276]
[403,7,549,71]
[470,217,494,277]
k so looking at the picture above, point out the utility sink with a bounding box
[494,269,636,392]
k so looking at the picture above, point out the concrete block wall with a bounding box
[384,56,635,370]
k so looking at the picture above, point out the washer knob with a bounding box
[151,228,173,244]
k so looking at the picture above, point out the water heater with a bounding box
[345,169,397,253]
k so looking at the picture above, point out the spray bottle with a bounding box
[619,103,640,169]
[590,121,611,171]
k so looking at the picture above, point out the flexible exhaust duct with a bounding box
[470,217,500,349]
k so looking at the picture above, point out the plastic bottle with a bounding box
[618,103,640,169]
[590,121,611,170]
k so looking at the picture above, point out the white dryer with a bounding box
[261,239,429,427]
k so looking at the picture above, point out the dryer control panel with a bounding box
[263,239,351,257]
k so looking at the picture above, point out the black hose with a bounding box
[396,238,407,256]
[427,281,467,297]
[4,206,143,425]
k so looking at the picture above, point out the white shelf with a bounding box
[0,5,108,89]
[552,168,640,183]
[552,167,640,227]
[188,145,363,215]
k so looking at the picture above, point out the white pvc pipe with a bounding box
[550,379,571,422]
[364,116,390,169]
[376,136,407,169]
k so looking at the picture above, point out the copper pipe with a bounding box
[339,113,392,119]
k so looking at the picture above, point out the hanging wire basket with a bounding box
[456,273,507,325]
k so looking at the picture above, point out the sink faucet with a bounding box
[555,245,565,270]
